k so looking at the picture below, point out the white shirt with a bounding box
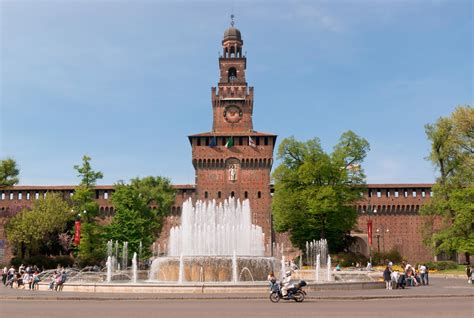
[391,271,399,282]
[420,265,426,274]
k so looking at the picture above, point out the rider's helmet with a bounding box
[285,270,292,277]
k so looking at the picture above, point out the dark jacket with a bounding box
[383,268,391,281]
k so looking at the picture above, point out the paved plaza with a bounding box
[1,297,472,318]
[0,277,472,317]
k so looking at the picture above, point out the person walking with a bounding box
[1,266,7,285]
[419,264,427,285]
[467,266,472,284]
[383,266,392,290]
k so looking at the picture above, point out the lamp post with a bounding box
[362,202,377,265]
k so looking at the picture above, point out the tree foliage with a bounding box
[421,105,474,263]
[72,155,104,265]
[0,157,20,187]
[272,131,370,252]
[5,193,74,258]
[106,177,175,259]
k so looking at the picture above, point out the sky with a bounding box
[1,0,472,186]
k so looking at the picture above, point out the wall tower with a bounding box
[188,18,276,248]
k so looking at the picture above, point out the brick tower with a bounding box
[188,19,276,249]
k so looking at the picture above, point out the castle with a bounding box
[0,23,456,265]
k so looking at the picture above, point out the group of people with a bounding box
[47,269,67,291]
[383,262,429,290]
[2,264,68,291]
[2,264,41,290]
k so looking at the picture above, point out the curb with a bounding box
[0,294,472,302]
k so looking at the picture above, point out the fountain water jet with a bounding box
[315,254,320,282]
[106,256,112,283]
[132,253,138,283]
[327,255,332,281]
[232,251,237,283]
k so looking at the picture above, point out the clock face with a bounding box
[223,105,243,123]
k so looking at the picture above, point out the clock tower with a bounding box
[188,18,277,249]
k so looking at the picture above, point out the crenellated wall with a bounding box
[0,183,447,265]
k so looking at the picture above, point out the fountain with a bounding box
[149,197,274,282]
[106,256,112,283]
[301,239,333,282]
[327,255,332,281]
[132,253,138,283]
[315,254,320,282]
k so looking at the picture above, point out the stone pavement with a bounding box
[0,277,472,301]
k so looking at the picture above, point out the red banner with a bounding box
[74,220,81,246]
[367,220,373,246]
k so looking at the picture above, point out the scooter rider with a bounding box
[281,271,294,297]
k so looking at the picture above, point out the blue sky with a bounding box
[1,0,472,186]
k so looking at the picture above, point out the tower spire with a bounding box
[230,14,235,27]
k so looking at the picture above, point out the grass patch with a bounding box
[431,265,467,275]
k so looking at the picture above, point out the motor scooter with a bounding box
[269,280,307,303]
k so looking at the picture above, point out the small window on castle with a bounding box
[205,191,208,199]
[257,191,261,199]
[228,67,237,81]
[264,137,269,146]
[218,191,221,199]
[18,193,22,200]
[197,138,201,146]
[26,192,30,200]
[368,190,372,198]
[412,191,417,197]
[386,190,390,197]
[421,190,426,198]
[394,191,399,198]
[377,190,381,198]
[231,191,235,198]
[43,192,47,198]
[0,192,4,200]
[70,191,74,197]
[9,192,14,200]
[104,192,109,200]
[205,138,209,146]
[256,137,260,146]
[430,191,433,197]
[35,192,39,200]
[244,191,248,199]
[404,190,408,198]
[239,137,244,146]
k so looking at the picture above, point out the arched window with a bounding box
[204,191,208,199]
[257,191,262,199]
[244,191,248,199]
[228,67,237,81]
[231,191,235,198]
[218,191,222,199]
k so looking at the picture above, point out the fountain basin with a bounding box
[150,256,275,282]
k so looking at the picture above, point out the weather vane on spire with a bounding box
[230,14,235,27]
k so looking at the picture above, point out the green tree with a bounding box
[421,105,474,264]
[272,131,370,253]
[106,177,175,260]
[72,155,104,265]
[0,158,19,187]
[5,193,73,258]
